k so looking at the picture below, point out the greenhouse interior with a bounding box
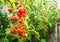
[0,0,60,42]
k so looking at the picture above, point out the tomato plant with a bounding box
[0,0,59,42]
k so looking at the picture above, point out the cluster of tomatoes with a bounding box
[8,3,27,38]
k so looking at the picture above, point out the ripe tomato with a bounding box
[18,13,23,19]
[20,32,25,38]
[10,29,16,34]
[10,17,17,21]
[8,8,13,13]
[19,19,23,24]
[23,30,26,33]
[18,29,23,34]
[14,25,20,29]
[18,8,25,13]
[23,25,27,29]
[22,13,26,17]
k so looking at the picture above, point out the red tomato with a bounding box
[14,25,20,29]
[18,8,25,13]
[10,29,16,34]
[22,10,27,17]
[18,13,23,19]
[23,10,27,14]
[12,17,17,21]
[8,8,13,13]
[23,25,27,29]
[20,32,25,38]
[23,30,26,33]
[10,17,17,21]
[18,29,23,34]
[19,19,23,24]
[20,13,26,17]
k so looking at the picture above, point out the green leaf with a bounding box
[19,38,26,42]
[4,38,9,42]
[8,2,11,8]
[0,38,9,42]
[37,23,44,31]
[35,32,40,40]
[0,0,2,4]
[26,32,31,40]
[48,23,52,28]
[9,0,14,2]
[12,3,16,9]
[0,38,4,42]
[43,31,47,37]
[5,28,11,34]
[41,39,46,42]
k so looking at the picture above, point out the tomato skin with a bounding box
[18,8,27,18]
[22,13,26,17]
[10,30,16,34]
[12,17,18,21]
[20,32,25,38]
[18,9,25,13]
[18,29,23,34]
[14,25,20,29]
[23,25,27,29]
[19,19,23,24]
[10,17,18,21]
[8,8,13,13]
[18,13,23,19]
[23,30,26,33]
